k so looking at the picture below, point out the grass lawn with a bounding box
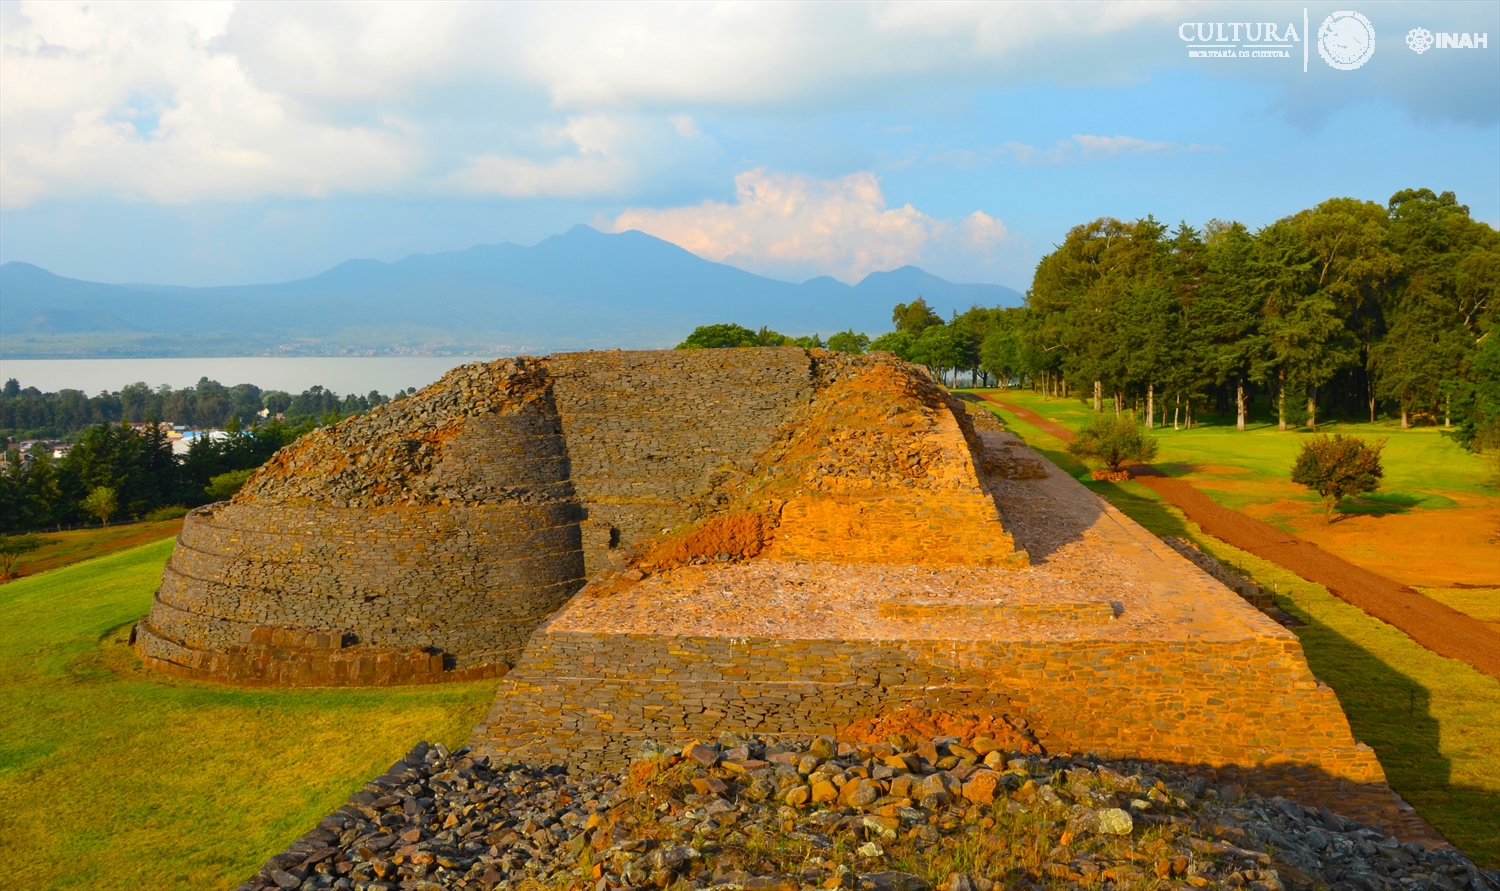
[973,392,1500,866]
[1419,588,1500,629]
[0,539,496,891]
[969,388,1498,590]
[2,517,187,582]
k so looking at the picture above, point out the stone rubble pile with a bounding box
[237,358,549,508]
[239,732,1496,891]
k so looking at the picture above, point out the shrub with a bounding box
[1291,434,1385,523]
[1067,415,1159,473]
[205,469,254,501]
[0,533,46,576]
[144,505,189,522]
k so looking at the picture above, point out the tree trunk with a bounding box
[1446,394,1451,428]
[1094,380,1102,412]
[1278,369,1287,431]
[1114,392,1122,417]
[1401,408,1409,429]
[1174,394,1180,430]
[1307,386,1317,430]
[1236,377,1246,432]
[1369,395,1375,424]
[1146,384,1154,428]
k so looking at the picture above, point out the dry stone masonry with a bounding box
[138,348,1435,850]
[137,348,1015,686]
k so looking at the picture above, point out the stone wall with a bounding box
[472,630,1381,784]
[143,349,1017,685]
[546,348,815,576]
[136,359,589,684]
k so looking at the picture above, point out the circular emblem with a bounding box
[1318,11,1377,70]
[1406,27,1434,54]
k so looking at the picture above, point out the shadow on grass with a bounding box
[1280,597,1500,863]
[1091,476,1493,861]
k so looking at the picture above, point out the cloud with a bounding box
[0,1,1198,208]
[445,113,721,199]
[0,1,412,207]
[0,0,1485,209]
[607,169,1007,283]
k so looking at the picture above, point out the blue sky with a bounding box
[1,0,1496,291]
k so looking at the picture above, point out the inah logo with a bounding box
[1406,28,1434,54]
[1318,11,1376,70]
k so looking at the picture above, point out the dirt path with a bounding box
[979,394,1500,680]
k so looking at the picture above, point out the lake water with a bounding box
[0,356,498,396]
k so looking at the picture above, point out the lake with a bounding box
[0,356,499,396]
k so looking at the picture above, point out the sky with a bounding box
[1,0,1496,292]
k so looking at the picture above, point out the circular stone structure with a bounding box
[135,358,587,685]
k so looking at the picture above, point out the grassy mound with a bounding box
[0,539,495,891]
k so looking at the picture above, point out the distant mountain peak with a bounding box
[1,229,1023,358]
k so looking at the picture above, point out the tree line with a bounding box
[678,187,1498,450]
[0,420,311,532]
[1,377,418,442]
[0,377,431,532]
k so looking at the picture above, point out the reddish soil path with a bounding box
[978,394,1500,680]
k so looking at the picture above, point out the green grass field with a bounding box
[972,388,1494,519]
[0,539,496,891]
[972,390,1500,865]
[2,517,186,581]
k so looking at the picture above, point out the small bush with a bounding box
[1066,414,1158,473]
[205,469,255,501]
[144,505,189,522]
[1291,433,1385,523]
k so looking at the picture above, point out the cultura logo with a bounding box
[1406,28,1435,54]
[1318,11,1376,70]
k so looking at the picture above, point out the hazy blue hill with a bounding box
[0,226,1022,357]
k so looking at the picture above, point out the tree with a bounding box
[825,330,870,355]
[754,326,795,346]
[205,469,254,501]
[1444,323,1500,455]
[0,533,45,576]
[869,330,916,360]
[892,297,942,335]
[1291,434,1385,523]
[912,324,968,385]
[979,326,1022,387]
[675,324,761,349]
[1255,220,1357,430]
[81,486,118,526]
[1066,415,1159,474]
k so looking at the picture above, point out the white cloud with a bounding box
[0,1,412,207]
[607,169,1007,283]
[0,0,1201,208]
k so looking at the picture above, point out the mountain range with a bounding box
[0,225,1023,358]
